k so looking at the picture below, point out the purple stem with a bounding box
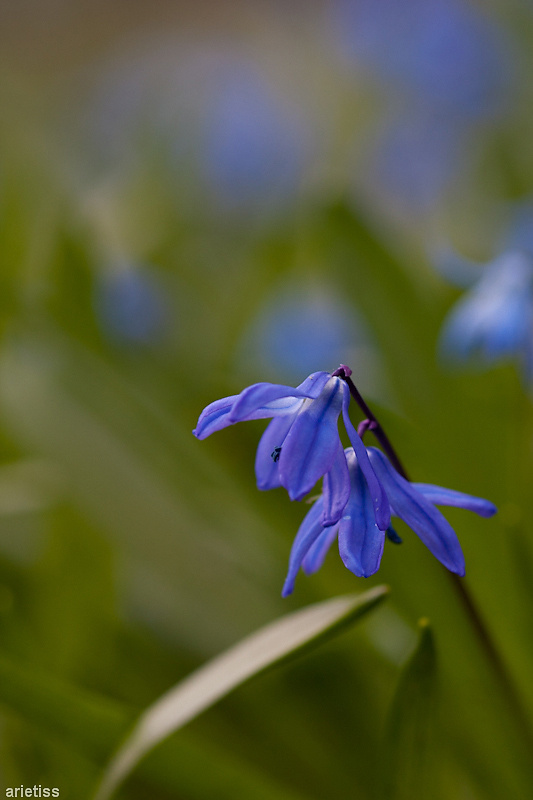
[333,366,409,478]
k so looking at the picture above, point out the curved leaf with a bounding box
[95,586,389,800]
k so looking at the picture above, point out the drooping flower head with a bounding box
[194,364,497,594]
[282,447,497,596]
[193,367,390,529]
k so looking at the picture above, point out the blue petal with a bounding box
[230,384,304,422]
[321,441,351,525]
[337,451,385,578]
[368,448,465,576]
[279,376,345,501]
[282,497,325,596]
[254,413,298,490]
[342,395,391,531]
[412,484,497,517]
[295,371,335,398]
[302,525,339,575]
[229,372,330,423]
[193,395,240,439]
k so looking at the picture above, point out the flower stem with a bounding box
[343,374,409,478]
[339,368,533,750]
[446,571,533,750]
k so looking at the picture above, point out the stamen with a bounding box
[271,446,282,462]
[357,418,378,439]
[386,526,403,544]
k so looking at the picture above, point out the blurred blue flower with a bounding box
[202,61,309,209]
[237,285,380,390]
[95,268,169,346]
[440,252,533,382]
[194,369,390,529]
[254,293,354,377]
[332,0,508,120]
[332,0,511,216]
[81,43,311,215]
[282,446,497,595]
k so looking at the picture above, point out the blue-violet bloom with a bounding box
[95,268,168,346]
[332,0,508,120]
[193,370,390,529]
[282,446,497,596]
[440,251,533,383]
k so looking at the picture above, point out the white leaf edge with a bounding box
[94,586,388,800]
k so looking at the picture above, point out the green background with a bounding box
[0,2,532,798]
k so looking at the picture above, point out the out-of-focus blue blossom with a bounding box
[440,252,533,381]
[330,0,511,216]
[193,369,390,530]
[258,293,352,374]
[94,268,169,346]
[201,60,310,210]
[82,42,311,213]
[282,446,497,595]
[433,201,533,289]
[236,285,381,393]
[332,0,508,120]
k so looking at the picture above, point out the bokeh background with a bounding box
[1,1,533,797]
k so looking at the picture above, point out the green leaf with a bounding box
[382,618,437,800]
[94,586,389,800]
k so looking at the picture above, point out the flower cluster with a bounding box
[194,366,496,593]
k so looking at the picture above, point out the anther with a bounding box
[271,447,282,462]
[357,418,378,439]
[386,526,403,544]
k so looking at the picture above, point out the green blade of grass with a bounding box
[95,587,389,800]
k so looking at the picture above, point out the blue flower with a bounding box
[332,0,508,120]
[439,251,533,382]
[94,268,169,346]
[193,370,390,529]
[236,285,374,387]
[282,446,497,596]
[202,59,310,211]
